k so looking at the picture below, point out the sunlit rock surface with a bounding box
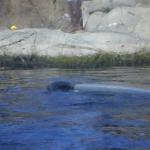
[85,7,150,40]
[81,0,138,28]
[0,28,149,56]
[82,0,150,41]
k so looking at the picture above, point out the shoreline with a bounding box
[0,50,150,69]
[0,29,150,69]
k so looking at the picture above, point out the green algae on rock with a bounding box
[0,50,150,69]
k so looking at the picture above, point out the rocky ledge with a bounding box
[0,28,150,57]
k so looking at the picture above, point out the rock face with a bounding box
[0,0,82,31]
[0,0,86,31]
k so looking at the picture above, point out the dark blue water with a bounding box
[0,67,150,150]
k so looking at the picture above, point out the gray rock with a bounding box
[0,28,149,56]
[82,0,150,28]
[85,7,150,40]
[0,0,72,31]
[82,0,135,28]
[85,12,105,32]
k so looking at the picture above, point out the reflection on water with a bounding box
[0,67,150,150]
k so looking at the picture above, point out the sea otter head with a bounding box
[47,81,74,92]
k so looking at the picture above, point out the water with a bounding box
[0,67,150,150]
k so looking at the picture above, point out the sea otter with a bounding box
[47,81,150,94]
[47,81,74,92]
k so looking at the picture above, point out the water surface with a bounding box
[0,67,150,150]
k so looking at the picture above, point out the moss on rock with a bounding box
[0,50,150,69]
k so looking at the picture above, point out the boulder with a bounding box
[85,12,105,32]
[82,0,150,28]
[85,7,150,40]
